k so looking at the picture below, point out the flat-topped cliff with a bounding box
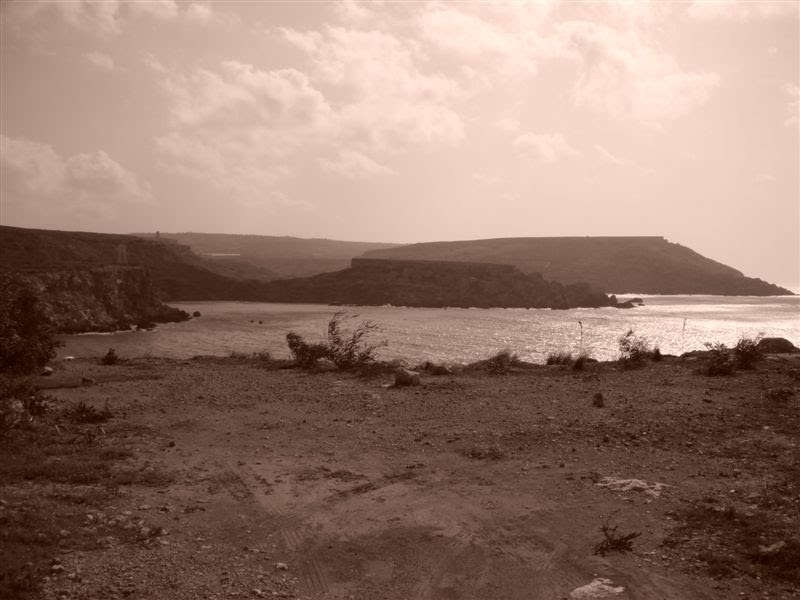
[362,236,792,295]
[258,257,615,309]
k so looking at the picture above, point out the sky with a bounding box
[1,1,798,291]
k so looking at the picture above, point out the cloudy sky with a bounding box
[1,1,798,289]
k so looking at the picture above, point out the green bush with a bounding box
[286,313,384,370]
[324,313,381,369]
[0,275,62,375]
[618,329,654,368]
[546,351,573,366]
[703,342,736,376]
[100,348,120,366]
[734,335,762,369]
[0,378,49,433]
[286,332,329,368]
[62,401,112,424]
[572,351,591,371]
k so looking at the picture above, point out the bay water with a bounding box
[58,296,800,364]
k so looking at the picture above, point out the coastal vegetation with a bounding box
[0,273,62,375]
[286,313,384,371]
[701,334,765,376]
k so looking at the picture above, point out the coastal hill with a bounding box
[137,232,399,280]
[257,258,615,309]
[362,236,792,295]
[0,226,268,301]
[0,227,615,332]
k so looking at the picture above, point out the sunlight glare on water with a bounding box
[58,296,800,364]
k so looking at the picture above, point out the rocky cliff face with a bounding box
[13,267,189,333]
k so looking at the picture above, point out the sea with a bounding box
[57,296,800,365]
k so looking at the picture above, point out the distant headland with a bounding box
[0,226,793,333]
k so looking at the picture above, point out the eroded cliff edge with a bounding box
[8,267,189,334]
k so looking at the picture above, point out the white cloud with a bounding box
[320,150,394,179]
[3,0,236,37]
[754,173,776,184]
[142,52,168,73]
[595,144,655,175]
[84,51,115,70]
[419,5,539,76]
[163,61,333,138]
[283,25,465,149]
[185,2,240,27]
[0,135,153,219]
[126,0,178,21]
[687,1,798,21]
[335,0,375,24]
[51,0,123,36]
[784,83,799,131]
[495,117,520,132]
[513,132,578,163]
[472,172,503,185]
[156,61,332,207]
[560,20,720,123]
[186,3,212,23]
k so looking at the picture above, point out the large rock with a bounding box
[313,358,338,372]
[394,368,421,387]
[757,337,800,354]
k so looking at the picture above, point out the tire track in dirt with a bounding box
[223,461,331,597]
[411,524,480,598]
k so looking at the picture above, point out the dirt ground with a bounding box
[2,353,799,600]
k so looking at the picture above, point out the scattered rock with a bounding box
[193,311,202,317]
[756,337,799,353]
[757,540,787,556]
[41,366,54,376]
[314,358,338,372]
[569,578,625,599]
[592,392,604,408]
[275,562,289,571]
[596,476,668,498]
[81,376,96,385]
[394,368,421,387]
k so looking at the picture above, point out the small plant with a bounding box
[462,444,505,460]
[324,313,382,369]
[286,332,328,368]
[572,351,591,371]
[593,515,641,556]
[651,346,662,362]
[546,351,573,366]
[703,342,736,376]
[286,313,385,371]
[0,379,50,432]
[100,348,120,366]
[734,334,763,369]
[63,401,113,424]
[414,361,452,376]
[486,350,517,374]
[467,350,528,374]
[617,329,652,368]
